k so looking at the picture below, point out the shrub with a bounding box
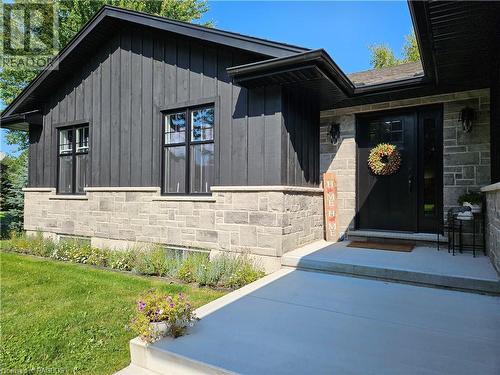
[134,246,183,277]
[129,289,197,343]
[457,191,483,205]
[227,262,265,289]
[177,252,209,283]
[86,247,108,267]
[108,250,136,271]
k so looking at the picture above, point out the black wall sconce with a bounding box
[459,107,476,133]
[329,123,340,145]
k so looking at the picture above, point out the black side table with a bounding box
[456,211,486,257]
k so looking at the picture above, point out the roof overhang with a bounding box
[227,49,354,95]
[227,49,431,110]
[408,0,500,89]
[1,5,309,119]
[0,110,42,131]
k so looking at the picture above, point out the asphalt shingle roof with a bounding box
[348,61,424,87]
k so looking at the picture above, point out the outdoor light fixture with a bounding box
[329,123,340,144]
[459,107,476,133]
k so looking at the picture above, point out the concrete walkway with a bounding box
[125,268,500,375]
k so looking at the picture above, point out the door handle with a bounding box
[408,169,413,193]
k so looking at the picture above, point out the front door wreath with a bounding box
[367,143,402,176]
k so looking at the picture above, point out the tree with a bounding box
[1,151,28,234]
[1,0,211,152]
[402,32,420,63]
[369,44,398,69]
[369,31,420,69]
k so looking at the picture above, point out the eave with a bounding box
[0,110,42,131]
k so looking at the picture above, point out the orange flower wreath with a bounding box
[367,143,402,176]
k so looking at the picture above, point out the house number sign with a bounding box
[323,172,338,242]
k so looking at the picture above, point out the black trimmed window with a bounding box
[163,105,215,194]
[58,125,89,194]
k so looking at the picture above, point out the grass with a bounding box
[0,251,226,374]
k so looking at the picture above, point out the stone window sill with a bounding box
[48,195,89,200]
[152,195,216,202]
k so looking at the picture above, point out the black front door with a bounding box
[356,107,443,233]
[357,111,417,231]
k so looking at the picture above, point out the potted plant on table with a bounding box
[457,191,483,213]
[130,289,197,343]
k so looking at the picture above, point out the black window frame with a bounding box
[56,123,90,195]
[161,104,215,195]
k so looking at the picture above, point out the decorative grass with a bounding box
[1,232,265,289]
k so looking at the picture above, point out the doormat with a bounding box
[347,241,414,252]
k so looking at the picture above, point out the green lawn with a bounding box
[0,251,226,374]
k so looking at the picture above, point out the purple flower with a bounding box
[178,292,185,300]
[166,295,173,302]
[169,303,175,308]
[137,301,146,311]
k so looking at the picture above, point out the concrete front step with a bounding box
[347,230,448,245]
[127,337,231,374]
[282,241,500,295]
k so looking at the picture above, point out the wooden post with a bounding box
[323,172,338,242]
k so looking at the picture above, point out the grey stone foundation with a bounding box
[23,186,324,272]
[482,183,500,274]
[320,88,491,236]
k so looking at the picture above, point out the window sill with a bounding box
[152,195,216,202]
[48,195,88,200]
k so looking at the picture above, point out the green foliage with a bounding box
[1,151,28,234]
[369,31,420,69]
[1,234,265,289]
[228,262,265,289]
[108,249,137,271]
[177,252,209,283]
[369,44,398,69]
[457,191,483,205]
[402,32,420,63]
[129,289,197,342]
[0,251,224,373]
[133,246,183,277]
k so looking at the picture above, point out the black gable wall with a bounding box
[29,24,320,189]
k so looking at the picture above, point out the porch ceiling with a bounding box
[409,0,500,89]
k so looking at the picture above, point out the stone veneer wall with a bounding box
[482,183,500,274]
[23,186,323,271]
[320,88,491,236]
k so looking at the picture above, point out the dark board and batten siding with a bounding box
[29,25,320,189]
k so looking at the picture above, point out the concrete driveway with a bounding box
[140,269,500,375]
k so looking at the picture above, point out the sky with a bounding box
[0,0,413,156]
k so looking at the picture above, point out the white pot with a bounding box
[150,321,169,337]
[463,202,481,213]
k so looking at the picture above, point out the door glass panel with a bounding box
[368,120,404,144]
[423,117,437,216]
[164,146,186,193]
